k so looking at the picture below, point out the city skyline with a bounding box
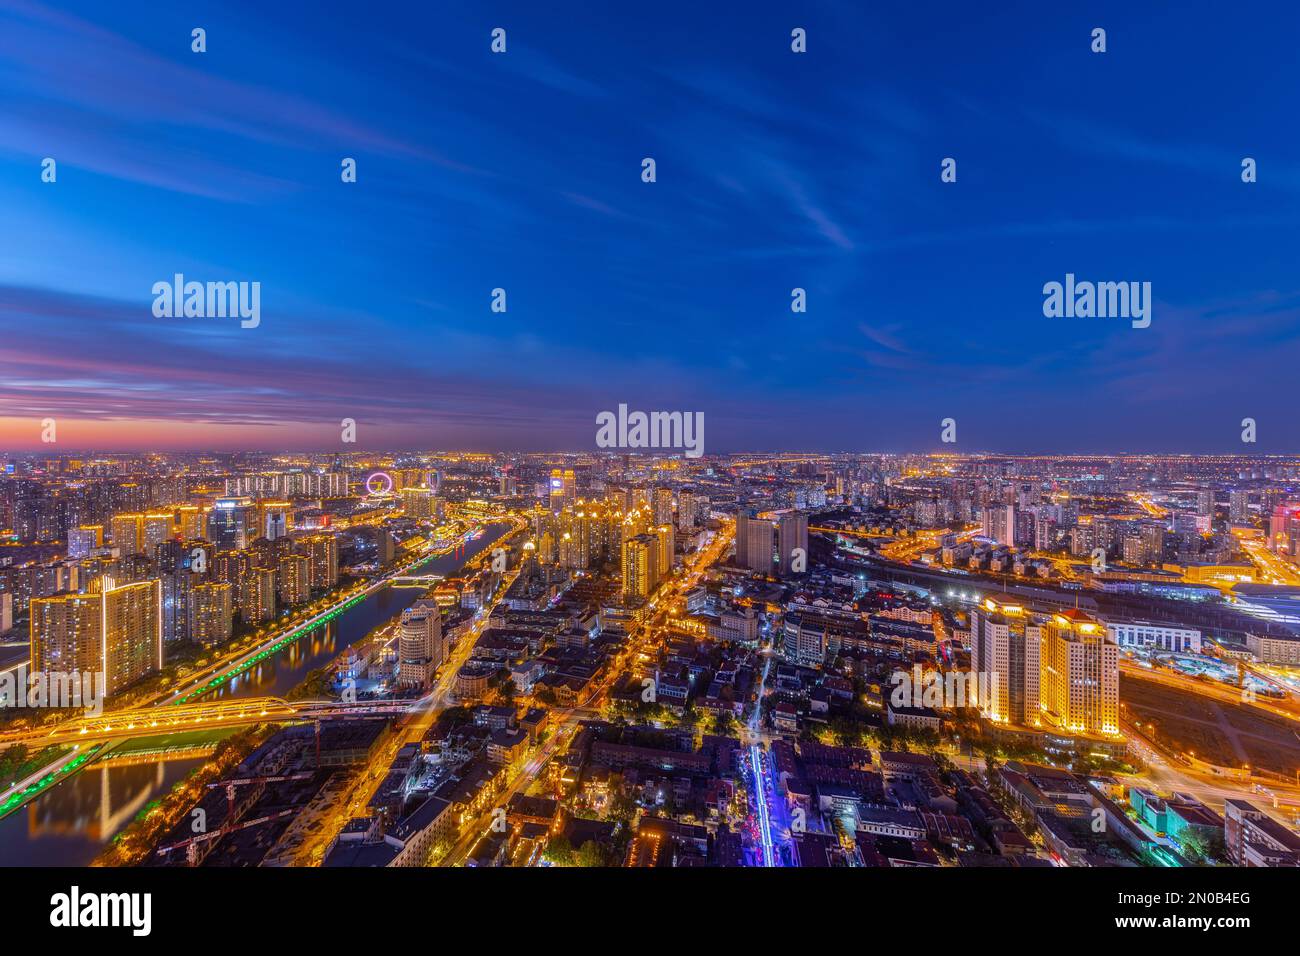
[3,1,1300,454]
[8,0,1300,925]
[3,445,1300,883]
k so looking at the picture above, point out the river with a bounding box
[0,521,510,866]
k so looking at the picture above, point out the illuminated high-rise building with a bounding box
[208,497,255,550]
[654,487,674,526]
[110,513,145,556]
[398,604,443,688]
[677,491,697,530]
[376,526,396,565]
[560,502,610,570]
[655,524,674,580]
[549,469,565,511]
[549,468,576,511]
[257,500,292,541]
[735,512,774,574]
[588,506,613,564]
[189,582,233,645]
[1196,487,1216,518]
[14,495,59,542]
[1268,502,1300,558]
[175,505,206,540]
[158,572,194,644]
[1269,503,1294,553]
[622,505,650,540]
[30,578,162,697]
[99,579,161,690]
[1040,609,1120,737]
[776,512,809,577]
[240,567,277,624]
[556,509,581,569]
[142,512,174,554]
[1122,522,1166,566]
[302,534,340,590]
[537,528,558,565]
[606,486,632,513]
[213,550,257,619]
[214,549,250,584]
[279,553,311,606]
[401,487,438,519]
[558,530,580,570]
[151,476,188,507]
[970,598,1040,726]
[30,593,99,685]
[622,533,659,601]
[155,540,199,644]
[67,525,103,560]
[251,534,294,571]
[982,504,1016,546]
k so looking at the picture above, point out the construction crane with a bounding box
[154,770,316,865]
[158,808,300,866]
[205,771,316,830]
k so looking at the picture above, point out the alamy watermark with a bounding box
[152,273,261,329]
[50,886,151,936]
[596,404,704,458]
[1042,273,1151,329]
[0,667,105,716]
[890,665,997,710]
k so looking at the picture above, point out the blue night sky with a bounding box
[0,0,1298,453]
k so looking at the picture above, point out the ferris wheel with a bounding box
[365,471,394,496]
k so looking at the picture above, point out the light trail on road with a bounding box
[750,744,776,867]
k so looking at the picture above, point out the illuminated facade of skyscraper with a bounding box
[655,524,674,578]
[776,512,808,577]
[155,540,196,644]
[208,497,255,550]
[279,553,312,606]
[240,567,277,624]
[189,581,234,645]
[257,500,292,540]
[735,512,774,574]
[982,504,1016,547]
[401,487,438,520]
[549,468,576,512]
[67,525,103,559]
[142,512,174,554]
[110,513,144,556]
[1040,609,1120,737]
[30,578,162,697]
[970,597,1041,726]
[653,487,674,526]
[398,603,443,688]
[622,533,659,601]
[677,491,697,530]
[176,505,206,540]
[302,533,340,589]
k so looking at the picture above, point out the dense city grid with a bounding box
[1,452,1299,871]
